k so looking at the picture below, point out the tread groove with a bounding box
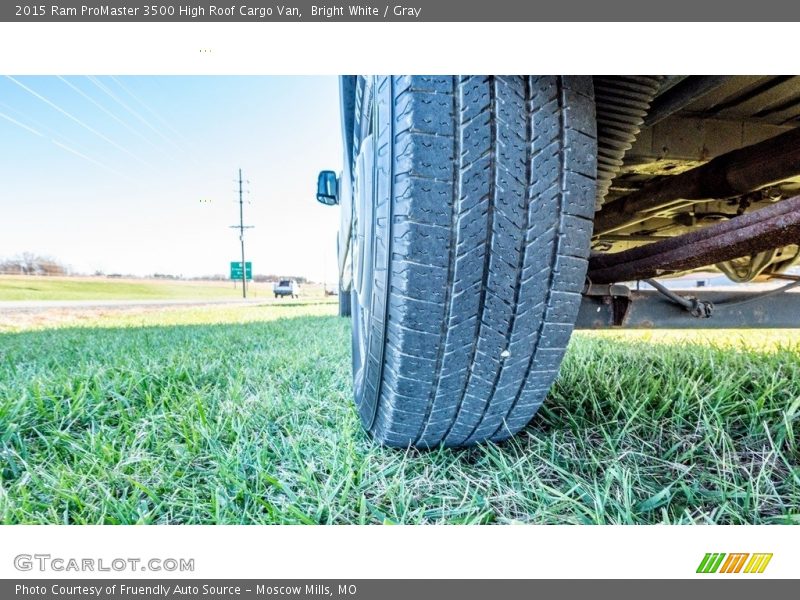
[437,77,498,447]
[412,77,461,446]
[461,77,533,446]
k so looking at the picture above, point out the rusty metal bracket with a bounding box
[582,283,632,326]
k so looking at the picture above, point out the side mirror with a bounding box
[316,170,339,206]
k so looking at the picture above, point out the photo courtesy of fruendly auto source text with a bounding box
[0,1,798,594]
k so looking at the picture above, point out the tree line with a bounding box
[0,254,311,283]
[0,253,68,276]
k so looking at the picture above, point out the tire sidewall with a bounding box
[350,76,393,431]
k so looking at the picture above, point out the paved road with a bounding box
[0,298,270,312]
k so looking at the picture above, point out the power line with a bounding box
[0,106,130,179]
[110,76,196,158]
[88,76,184,153]
[57,76,177,162]
[0,109,44,137]
[5,76,154,169]
[51,139,129,180]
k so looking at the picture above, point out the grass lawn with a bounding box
[0,275,317,301]
[0,303,798,524]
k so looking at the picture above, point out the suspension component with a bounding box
[587,195,800,283]
[594,127,800,236]
[593,76,664,208]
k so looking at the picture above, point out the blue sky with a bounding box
[0,76,343,281]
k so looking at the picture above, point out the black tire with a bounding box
[339,286,352,317]
[350,76,596,448]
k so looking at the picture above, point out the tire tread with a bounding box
[362,76,596,447]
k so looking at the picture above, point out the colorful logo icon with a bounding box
[697,553,773,574]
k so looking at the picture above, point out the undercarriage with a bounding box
[578,76,800,328]
[591,76,800,283]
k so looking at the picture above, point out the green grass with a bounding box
[0,275,282,301]
[0,304,798,524]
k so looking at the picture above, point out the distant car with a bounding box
[273,279,299,298]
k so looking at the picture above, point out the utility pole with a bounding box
[230,168,253,299]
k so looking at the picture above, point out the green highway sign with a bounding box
[230,261,252,280]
